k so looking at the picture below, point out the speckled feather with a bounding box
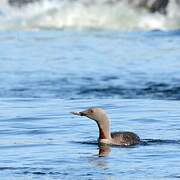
[111,131,140,146]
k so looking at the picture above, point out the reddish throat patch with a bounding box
[99,128,106,139]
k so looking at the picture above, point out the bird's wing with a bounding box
[111,131,140,146]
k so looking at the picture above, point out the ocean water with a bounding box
[0,29,180,179]
[0,0,180,179]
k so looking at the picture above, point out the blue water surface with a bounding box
[0,30,180,179]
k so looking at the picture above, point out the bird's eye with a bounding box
[90,109,94,113]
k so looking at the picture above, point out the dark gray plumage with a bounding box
[111,131,140,146]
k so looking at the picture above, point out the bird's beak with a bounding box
[71,110,88,116]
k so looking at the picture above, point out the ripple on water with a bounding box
[0,30,180,179]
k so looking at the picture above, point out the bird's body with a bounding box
[71,107,140,146]
[110,131,140,146]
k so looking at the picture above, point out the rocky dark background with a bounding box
[8,0,172,14]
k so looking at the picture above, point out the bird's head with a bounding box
[71,107,108,122]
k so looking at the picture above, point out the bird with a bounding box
[71,107,140,146]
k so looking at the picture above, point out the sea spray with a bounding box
[0,0,180,30]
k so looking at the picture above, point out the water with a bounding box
[0,98,180,179]
[0,0,180,179]
[1,30,180,100]
[0,29,180,179]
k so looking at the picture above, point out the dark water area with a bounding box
[0,29,180,179]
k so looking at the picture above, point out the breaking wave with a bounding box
[0,0,180,31]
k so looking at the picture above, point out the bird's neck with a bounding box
[96,117,111,142]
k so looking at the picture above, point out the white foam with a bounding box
[0,0,180,31]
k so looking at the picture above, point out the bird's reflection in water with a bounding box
[98,145,111,157]
[88,146,110,169]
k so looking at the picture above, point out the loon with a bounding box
[71,107,140,146]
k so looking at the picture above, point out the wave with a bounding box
[141,139,180,145]
[1,77,180,100]
[78,82,180,100]
[73,139,180,146]
[0,0,180,31]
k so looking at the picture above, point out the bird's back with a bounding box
[111,131,140,146]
